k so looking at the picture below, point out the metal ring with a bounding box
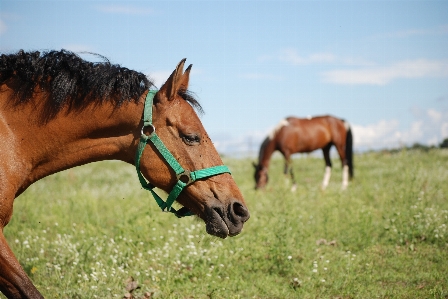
[177,170,193,185]
[141,124,156,138]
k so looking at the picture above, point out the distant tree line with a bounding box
[405,137,448,151]
[414,138,448,150]
[441,137,448,149]
[384,137,448,153]
[367,137,448,155]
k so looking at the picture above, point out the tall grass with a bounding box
[3,149,448,298]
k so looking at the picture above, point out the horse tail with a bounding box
[345,122,354,179]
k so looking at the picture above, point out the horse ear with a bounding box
[158,58,187,101]
[178,64,192,91]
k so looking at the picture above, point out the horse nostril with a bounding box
[212,206,224,218]
[231,201,250,222]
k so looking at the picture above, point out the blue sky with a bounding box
[1,0,447,155]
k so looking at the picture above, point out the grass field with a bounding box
[3,149,448,298]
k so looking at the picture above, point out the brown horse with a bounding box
[253,115,353,191]
[0,50,249,299]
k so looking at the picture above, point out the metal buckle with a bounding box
[141,124,156,138]
[177,170,193,185]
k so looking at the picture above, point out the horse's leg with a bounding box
[0,232,44,299]
[341,165,349,190]
[289,163,297,192]
[335,144,349,190]
[283,153,297,192]
[0,195,43,298]
[321,145,332,190]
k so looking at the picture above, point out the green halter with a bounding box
[135,90,231,218]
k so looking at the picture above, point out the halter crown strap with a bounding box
[135,90,231,218]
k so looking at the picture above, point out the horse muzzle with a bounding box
[204,200,250,238]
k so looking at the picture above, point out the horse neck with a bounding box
[4,96,144,194]
[258,136,276,170]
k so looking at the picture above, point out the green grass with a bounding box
[3,149,448,298]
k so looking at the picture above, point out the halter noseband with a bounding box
[135,90,231,218]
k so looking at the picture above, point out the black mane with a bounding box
[0,49,202,119]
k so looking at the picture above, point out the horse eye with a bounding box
[181,133,200,145]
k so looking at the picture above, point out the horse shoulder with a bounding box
[0,111,24,225]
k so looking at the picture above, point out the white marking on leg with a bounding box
[342,165,349,190]
[322,166,331,190]
[291,183,297,192]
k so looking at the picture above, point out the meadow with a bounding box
[3,149,448,299]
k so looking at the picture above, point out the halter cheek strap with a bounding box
[135,90,231,218]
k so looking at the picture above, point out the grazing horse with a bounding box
[0,50,249,299]
[253,115,353,191]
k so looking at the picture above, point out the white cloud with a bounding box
[351,108,448,150]
[442,123,448,138]
[397,121,424,143]
[352,119,400,149]
[427,136,440,146]
[96,5,153,15]
[322,59,448,85]
[146,70,172,88]
[270,47,448,86]
[427,109,442,123]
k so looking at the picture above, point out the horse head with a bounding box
[137,59,249,238]
[253,162,269,190]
